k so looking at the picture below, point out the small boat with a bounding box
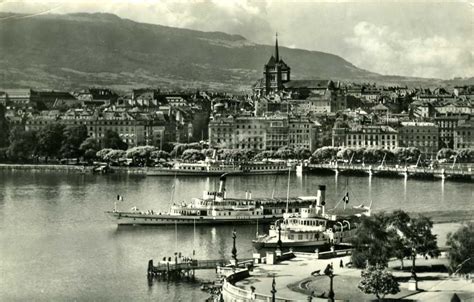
[252,187,371,251]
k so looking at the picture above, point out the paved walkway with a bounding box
[235,253,474,301]
[235,254,352,300]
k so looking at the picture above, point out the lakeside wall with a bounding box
[0,164,147,175]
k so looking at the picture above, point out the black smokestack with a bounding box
[317,185,326,206]
[219,174,227,193]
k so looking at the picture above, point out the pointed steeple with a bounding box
[275,32,279,62]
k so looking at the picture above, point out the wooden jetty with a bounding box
[147,258,254,281]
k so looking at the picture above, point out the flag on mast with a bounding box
[343,192,349,209]
[343,192,349,204]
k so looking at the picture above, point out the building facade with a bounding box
[434,114,470,149]
[24,108,185,148]
[453,119,473,150]
[398,122,439,156]
[332,125,398,150]
[209,115,319,151]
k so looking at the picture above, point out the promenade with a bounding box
[230,252,474,301]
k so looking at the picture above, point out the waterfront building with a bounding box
[453,119,474,150]
[434,114,470,149]
[398,122,439,156]
[332,125,398,150]
[209,115,319,151]
[24,108,186,148]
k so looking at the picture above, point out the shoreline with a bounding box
[0,163,473,181]
[0,163,147,175]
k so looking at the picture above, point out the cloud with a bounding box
[345,21,473,79]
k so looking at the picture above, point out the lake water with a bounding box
[0,171,472,301]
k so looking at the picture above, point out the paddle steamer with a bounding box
[106,174,314,225]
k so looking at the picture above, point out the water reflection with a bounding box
[0,170,472,301]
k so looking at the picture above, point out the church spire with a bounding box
[275,32,279,62]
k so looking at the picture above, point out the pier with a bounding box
[147,258,256,280]
[147,258,226,280]
[307,163,473,181]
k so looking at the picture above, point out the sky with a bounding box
[1,0,473,79]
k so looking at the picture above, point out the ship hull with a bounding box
[252,239,329,252]
[105,211,280,225]
[146,168,293,176]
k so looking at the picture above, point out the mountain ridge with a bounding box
[0,12,465,92]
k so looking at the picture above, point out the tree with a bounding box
[36,123,65,161]
[351,213,395,268]
[201,148,216,158]
[446,223,474,275]
[311,147,338,163]
[358,265,400,301]
[437,148,456,161]
[391,212,440,276]
[181,148,205,162]
[295,147,311,160]
[79,137,100,162]
[60,125,88,159]
[406,216,440,276]
[7,127,38,161]
[151,150,170,161]
[274,147,296,160]
[388,210,412,270]
[254,150,276,161]
[96,148,113,161]
[0,104,9,148]
[337,147,354,162]
[102,130,127,150]
[126,146,157,166]
[390,233,412,270]
[170,142,203,158]
[363,148,386,164]
[407,147,421,163]
[218,149,246,162]
[104,149,126,163]
[393,147,421,165]
[456,148,473,163]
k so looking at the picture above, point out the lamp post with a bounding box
[271,276,277,302]
[410,247,418,280]
[277,221,283,251]
[324,263,335,302]
[231,229,237,265]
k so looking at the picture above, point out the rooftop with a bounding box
[283,80,331,89]
[401,122,436,127]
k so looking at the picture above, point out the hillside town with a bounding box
[0,37,472,165]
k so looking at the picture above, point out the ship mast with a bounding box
[286,166,290,213]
